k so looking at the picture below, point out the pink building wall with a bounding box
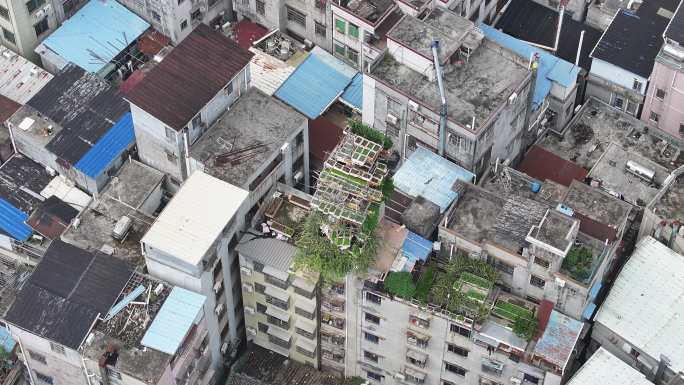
[641,55,684,137]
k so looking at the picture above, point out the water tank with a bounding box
[531,182,541,193]
[625,160,655,182]
[112,216,132,241]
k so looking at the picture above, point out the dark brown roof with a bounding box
[126,24,254,130]
[308,117,344,162]
[0,95,20,123]
[573,211,618,243]
[517,145,588,187]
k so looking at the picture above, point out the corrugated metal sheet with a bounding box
[567,348,652,385]
[339,73,363,111]
[0,198,31,241]
[393,147,475,212]
[74,112,134,178]
[141,287,206,355]
[249,50,296,96]
[480,24,579,109]
[39,0,149,73]
[236,232,296,272]
[0,46,53,104]
[534,310,583,368]
[274,47,356,119]
[517,145,588,187]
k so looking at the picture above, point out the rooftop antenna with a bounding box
[431,40,447,157]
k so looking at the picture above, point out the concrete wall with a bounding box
[0,0,59,62]
[8,326,87,385]
[640,50,684,137]
[587,59,647,116]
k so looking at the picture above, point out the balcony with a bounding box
[406,330,429,349]
[409,313,430,329]
[481,358,504,377]
[322,313,345,330]
[322,348,345,363]
[321,332,345,346]
[322,298,345,314]
[406,349,428,369]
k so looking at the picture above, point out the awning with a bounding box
[262,265,289,282]
[267,324,291,341]
[265,285,289,302]
[292,276,316,292]
[406,349,427,362]
[266,306,290,322]
[295,318,317,334]
[295,297,317,314]
[404,367,426,380]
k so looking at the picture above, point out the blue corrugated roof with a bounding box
[583,302,597,321]
[0,198,31,241]
[393,147,475,212]
[275,48,357,119]
[41,0,149,73]
[74,113,134,178]
[588,281,602,301]
[480,24,579,110]
[401,231,432,263]
[0,328,16,353]
[141,287,206,355]
[340,73,363,111]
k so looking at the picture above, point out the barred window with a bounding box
[256,0,265,14]
[286,6,305,26]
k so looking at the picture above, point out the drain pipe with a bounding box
[575,30,585,66]
[431,40,448,157]
[554,4,565,52]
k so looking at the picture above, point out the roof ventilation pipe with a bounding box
[431,40,447,157]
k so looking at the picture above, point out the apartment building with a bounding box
[640,4,684,137]
[126,24,253,186]
[3,240,213,385]
[0,0,59,63]
[141,171,249,368]
[363,9,534,177]
[233,0,331,51]
[439,179,631,320]
[590,236,684,385]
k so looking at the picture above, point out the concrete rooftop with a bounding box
[482,167,568,207]
[189,88,306,187]
[653,174,684,222]
[338,0,395,23]
[538,98,684,171]
[371,39,528,129]
[529,209,577,253]
[562,180,632,230]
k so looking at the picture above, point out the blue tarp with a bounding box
[393,147,475,212]
[0,198,31,241]
[74,113,134,178]
[141,287,206,355]
[588,281,602,301]
[340,73,363,111]
[480,24,580,110]
[0,328,16,353]
[41,0,150,73]
[582,302,597,321]
[275,47,357,119]
[401,231,432,263]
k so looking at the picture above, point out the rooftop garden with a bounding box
[349,119,393,150]
[561,246,593,282]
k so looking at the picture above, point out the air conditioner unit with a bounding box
[247,327,257,336]
[408,100,419,111]
[240,266,252,276]
[510,378,522,385]
[245,306,255,315]
[303,39,314,49]
[221,342,229,354]
[395,373,405,381]
[215,303,225,315]
[386,113,398,125]
[214,280,223,293]
[280,143,290,154]
[294,170,303,182]
[508,92,518,104]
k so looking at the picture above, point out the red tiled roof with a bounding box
[126,24,254,130]
[309,117,344,161]
[517,145,588,187]
[573,211,618,243]
[137,29,170,57]
[0,94,20,123]
[232,20,268,50]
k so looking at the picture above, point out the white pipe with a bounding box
[554,5,565,52]
[575,30,585,66]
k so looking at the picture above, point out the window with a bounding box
[256,302,267,314]
[296,327,315,339]
[625,100,637,115]
[612,96,624,109]
[0,6,9,20]
[447,344,469,357]
[495,260,514,275]
[286,6,305,26]
[295,307,315,320]
[107,369,122,380]
[191,9,201,20]
[253,261,264,272]
[258,322,268,333]
[254,283,266,294]
[334,41,346,56]
[256,0,265,15]
[34,372,53,385]
[365,291,381,304]
[523,373,540,384]
[348,23,359,38]
[315,21,326,36]
[533,256,549,269]
[335,18,346,33]
[526,295,540,304]
[656,88,666,100]
[364,332,379,343]
[365,312,380,324]
[224,81,234,96]
[347,47,359,64]
[367,370,383,381]
[530,275,545,289]
[180,19,188,30]
[2,28,15,44]
[445,362,467,376]
[28,350,47,364]
[449,323,471,338]
[632,79,643,91]
[49,342,65,355]
[680,123,684,136]
[26,0,45,13]
[266,295,289,310]
[364,350,379,362]
[649,111,660,123]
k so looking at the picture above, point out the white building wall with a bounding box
[590,59,647,95]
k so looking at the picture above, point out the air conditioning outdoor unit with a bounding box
[245,306,255,315]
[408,100,419,111]
[221,342,229,354]
[215,303,225,315]
[247,327,257,336]
[386,113,398,125]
